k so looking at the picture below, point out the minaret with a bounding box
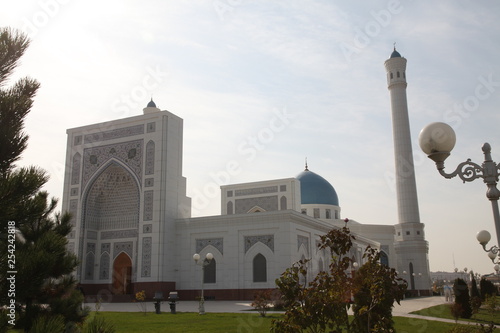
[384,47,431,295]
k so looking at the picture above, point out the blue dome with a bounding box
[390,49,401,58]
[147,99,156,108]
[296,169,339,206]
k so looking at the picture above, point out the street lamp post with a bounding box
[193,252,214,315]
[419,122,500,263]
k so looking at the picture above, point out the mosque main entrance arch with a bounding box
[112,252,132,295]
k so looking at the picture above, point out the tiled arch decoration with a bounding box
[82,139,143,190]
[83,162,140,231]
[145,140,155,175]
[244,235,274,253]
[71,152,81,185]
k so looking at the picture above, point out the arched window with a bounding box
[204,258,216,284]
[227,201,233,215]
[380,251,389,267]
[280,196,287,210]
[253,254,267,282]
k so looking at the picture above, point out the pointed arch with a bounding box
[247,205,265,213]
[204,258,216,284]
[112,252,132,295]
[380,251,389,267]
[280,196,287,210]
[253,254,267,282]
[82,160,140,230]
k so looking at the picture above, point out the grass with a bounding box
[88,312,276,332]
[88,311,476,332]
[411,303,500,325]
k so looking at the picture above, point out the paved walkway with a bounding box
[89,295,448,314]
[87,296,494,327]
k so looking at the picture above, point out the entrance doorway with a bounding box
[112,252,132,294]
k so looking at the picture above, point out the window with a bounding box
[280,196,287,210]
[313,208,320,218]
[204,258,216,284]
[318,258,324,272]
[380,251,389,267]
[334,210,339,219]
[397,71,400,78]
[406,231,410,235]
[390,72,393,79]
[253,254,267,282]
[227,201,233,215]
[325,209,331,219]
[417,231,420,235]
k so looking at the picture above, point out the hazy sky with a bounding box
[3,1,500,275]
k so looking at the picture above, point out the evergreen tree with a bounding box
[453,278,472,319]
[0,27,45,231]
[0,27,88,332]
[469,271,482,315]
[480,278,497,300]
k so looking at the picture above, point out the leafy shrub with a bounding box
[251,289,273,317]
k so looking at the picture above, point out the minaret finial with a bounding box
[393,42,396,51]
[305,158,309,171]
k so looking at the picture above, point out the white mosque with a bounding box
[61,49,431,300]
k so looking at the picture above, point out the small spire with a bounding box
[393,42,396,51]
[305,157,309,171]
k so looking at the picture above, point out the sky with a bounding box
[2,1,500,276]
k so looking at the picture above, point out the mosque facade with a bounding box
[61,51,431,300]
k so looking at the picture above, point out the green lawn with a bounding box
[87,312,480,332]
[411,303,500,325]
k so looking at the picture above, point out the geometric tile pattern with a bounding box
[82,139,143,189]
[235,196,278,214]
[235,186,277,196]
[83,124,144,144]
[145,140,155,175]
[113,241,133,260]
[143,224,152,233]
[297,235,309,256]
[71,153,81,185]
[99,252,110,280]
[141,237,152,277]
[244,235,274,253]
[196,238,223,255]
[101,229,138,240]
[143,190,154,221]
[84,163,140,230]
